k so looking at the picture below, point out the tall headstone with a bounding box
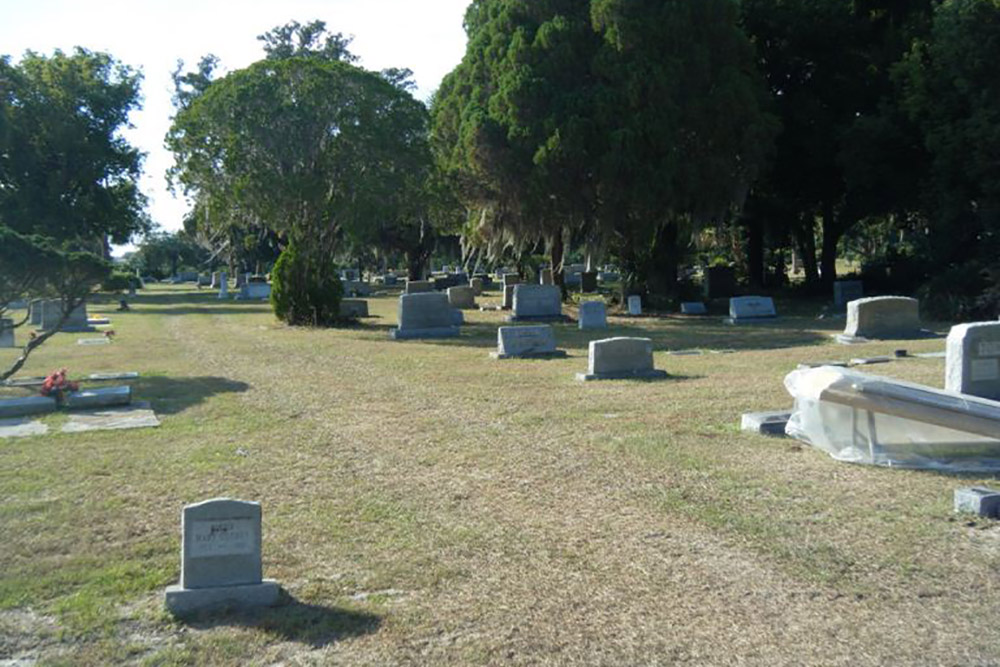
[164,498,280,615]
[703,266,737,299]
[405,279,434,294]
[218,271,229,299]
[509,285,563,322]
[833,280,864,308]
[627,295,642,316]
[29,300,43,325]
[0,318,13,348]
[469,278,484,296]
[580,271,598,293]
[578,301,608,330]
[38,300,91,332]
[946,322,1000,399]
[447,285,477,310]
[235,272,247,287]
[539,269,554,286]
[502,284,517,310]
[576,337,668,381]
[210,271,221,289]
[491,325,567,359]
[390,293,461,339]
[839,296,923,342]
[727,296,777,323]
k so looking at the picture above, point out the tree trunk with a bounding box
[820,206,845,287]
[550,231,565,298]
[793,215,819,285]
[746,215,764,289]
[647,222,679,299]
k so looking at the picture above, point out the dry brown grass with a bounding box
[1,285,998,665]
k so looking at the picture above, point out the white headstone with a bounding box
[946,322,1000,400]
[627,295,642,316]
[576,337,667,381]
[578,301,608,330]
[390,293,460,339]
[728,296,777,321]
[492,325,566,359]
[842,296,922,340]
[510,285,562,321]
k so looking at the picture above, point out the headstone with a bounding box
[390,293,461,340]
[598,271,620,284]
[339,299,369,318]
[0,396,57,419]
[509,285,563,321]
[741,411,791,436]
[63,386,132,410]
[580,271,598,293]
[833,280,864,308]
[564,271,582,288]
[578,301,608,330]
[29,300,43,325]
[382,274,398,286]
[211,272,221,289]
[237,283,271,300]
[342,280,374,297]
[502,284,517,310]
[164,498,281,615]
[839,296,923,342]
[954,487,1000,518]
[0,318,13,348]
[539,269,554,286]
[946,322,1000,399]
[77,337,111,346]
[703,266,737,299]
[39,300,91,332]
[469,278,484,296]
[627,295,642,316]
[235,272,247,287]
[405,280,434,294]
[447,286,477,310]
[680,302,707,315]
[727,296,777,323]
[576,337,667,381]
[8,299,27,310]
[502,274,521,289]
[491,325,567,359]
[218,272,229,299]
[198,274,212,287]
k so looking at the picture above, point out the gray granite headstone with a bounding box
[39,300,91,332]
[237,283,271,300]
[946,322,1000,399]
[539,269,554,286]
[727,296,776,322]
[390,293,460,339]
[339,299,369,318]
[405,279,433,294]
[627,295,642,316]
[839,296,922,342]
[165,498,280,615]
[954,487,1000,518]
[509,285,563,321]
[0,396,57,419]
[502,284,517,310]
[217,272,228,299]
[576,337,667,381]
[491,325,566,359]
[578,301,608,330]
[833,280,864,308]
[447,286,476,310]
[0,318,13,348]
[469,278,484,296]
[680,302,707,315]
[63,385,132,410]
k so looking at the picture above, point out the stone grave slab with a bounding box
[339,299,369,318]
[0,417,49,439]
[447,286,477,310]
[946,322,1000,400]
[680,302,707,315]
[954,487,1000,518]
[405,279,433,294]
[165,498,280,615]
[726,296,777,324]
[850,356,893,366]
[836,296,924,343]
[63,385,131,410]
[491,325,567,359]
[0,396,57,419]
[578,301,608,330]
[669,349,703,356]
[87,317,111,326]
[61,402,160,433]
[38,300,92,332]
[237,283,271,300]
[0,318,13,348]
[627,295,642,316]
[741,411,791,436]
[508,285,564,322]
[834,280,864,308]
[77,337,111,346]
[796,361,849,370]
[88,372,140,381]
[576,337,667,381]
[390,293,460,340]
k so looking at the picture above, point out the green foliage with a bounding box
[128,230,208,279]
[101,271,133,293]
[270,244,344,326]
[0,48,149,245]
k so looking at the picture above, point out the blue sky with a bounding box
[0,0,470,247]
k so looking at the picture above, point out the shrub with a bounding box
[101,272,133,293]
[270,244,344,326]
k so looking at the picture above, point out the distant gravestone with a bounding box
[382,274,398,286]
[580,271,598,293]
[946,322,1000,400]
[727,296,777,323]
[339,299,369,318]
[210,272,221,289]
[564,271,582,288]
[198,274,212,287]
[405,279,434,294]
[502,284,517,310]
[29,300,43,325]
[509,285,563,322]
[838,296,923,342]
[833,280,864,308]
[218,272,229,299]
[680,302,707,315]
[0,396,57,419]
[703,266,737,299]
[237,283,270,300]
[954,487,1000,518]
[469,278,484,296]
[390,293,460,340]
[627,295,642,316]
[576,337,667,381]
[0,318,13,348]
[235,273,248,287]
[164,498,280,616]
[39,300,91,332]
[491,325,567,359]
[578,301,608,330]
[342,280,374,297]
[447,285,477,310]
[539,269,554,286]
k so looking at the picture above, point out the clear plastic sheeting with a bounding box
[784,366,1000,471]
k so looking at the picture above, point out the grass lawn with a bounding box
[1,284,998,665]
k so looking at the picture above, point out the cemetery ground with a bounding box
[1,285,999,666]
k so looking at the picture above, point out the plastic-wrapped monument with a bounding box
[784,366,1000,471]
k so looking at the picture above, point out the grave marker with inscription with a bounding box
[578,301,608,330]
[946,322,1000,400]
[165,498,281,615]
[390,293,461,339]
[627,295,642,316]
[838,296,924,342]
[509,285,564,322]
[727,296,777,323]
[576,337,668,381]
[491,325,567,359]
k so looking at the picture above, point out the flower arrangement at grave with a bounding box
[39,368,79,402]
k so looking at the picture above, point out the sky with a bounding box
[0,0,471,252]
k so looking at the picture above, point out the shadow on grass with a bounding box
[180,593,381,648]
[134,376,250,415]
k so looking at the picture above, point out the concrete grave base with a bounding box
[77,337,111,346]
[954,487,1000,518]
[741,411,791,436]
[0,396,57,419]
[492,350,567,360]
[389,327,460,340]
[576,369,668,381]
[505,315,572,323]
[796,361,849,370]
[835,331,938,345]
[61,402,159,433]
[850,356,893,366]
[165,580,281,616]
[724,316,777,325]
[0,417,49,439]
